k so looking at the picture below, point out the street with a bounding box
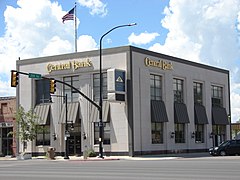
[0,156,240,180]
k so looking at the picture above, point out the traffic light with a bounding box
[11,70,19,87]
[49,79,56,94]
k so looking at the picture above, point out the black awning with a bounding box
[194,104,209,124]
[212,106,229,125]
[34,103,50,125]
[174,102,190,123]
[151,100,168,122]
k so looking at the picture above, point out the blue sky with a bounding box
[1,0,240,122]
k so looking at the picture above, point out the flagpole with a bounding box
[74,2,77,52]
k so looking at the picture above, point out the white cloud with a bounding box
[77,35,97,52]
[0,0,98,97]
[151,0,240,122]
[78,0,108,17]
[128,32,159,45]
[42,36,73,56]
[0,79,15,97]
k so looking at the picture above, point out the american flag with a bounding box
[62,7,75,23]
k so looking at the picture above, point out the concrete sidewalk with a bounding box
[0,152,211,161]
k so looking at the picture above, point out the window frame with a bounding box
[151,122,164,144]
[193,82,203,105]
[63,76,79,103]
[36,79,51,104]
[195,124,204,143]
[175,123,185,143]
[94,122,110,145]
[211,85,223,107]
[173,78,184,103]
[93,72,107,101]
[36,125,50,146]
[150,74,162,100]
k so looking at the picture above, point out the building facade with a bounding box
[16,46,230,156]
[0,96,16,156]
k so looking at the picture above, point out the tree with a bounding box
[15,106,42,152]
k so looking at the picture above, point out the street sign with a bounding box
[28,73,42,79]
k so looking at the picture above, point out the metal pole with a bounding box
[99,23,137,158]
[74,2,77,53]
[64,94,69,159]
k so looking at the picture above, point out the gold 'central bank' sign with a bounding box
[47,59,92,73]
[144,57,173,70]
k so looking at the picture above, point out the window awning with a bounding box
[212,106,229,125]
[34,104,51,125]
[151,100,168,122]
[60,102,79,124]
[194,104,209,124]
[174,102,190,123]
[90,101,110,122]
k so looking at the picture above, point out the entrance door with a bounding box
[68,133,81,156]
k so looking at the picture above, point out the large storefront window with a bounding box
[150,74,162,100]
[36,125,50,146]
[173,78,184,103]
[151,122,163,144]
[93,73,107,101]
[175,123,185,143]
[94,122,110,145]
[36,79,51,104]
[211,85,223,107]
[63,76,79,102]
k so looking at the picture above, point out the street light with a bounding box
[98,23,137,158]
[50,94,69,159]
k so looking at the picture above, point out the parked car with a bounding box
[209,140,240,156]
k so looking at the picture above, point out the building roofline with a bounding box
[16,45,229,74]
[0,96,16,100]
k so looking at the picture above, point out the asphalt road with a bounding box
[0,156,240,180]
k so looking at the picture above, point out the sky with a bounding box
[0,0,240,122]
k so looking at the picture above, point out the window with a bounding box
[94,122,110,145]
[193,82,203,105]
[93,73,107,101]
[195,124,204,143]
[151,122,163,144]
[63,76,79,102]
[36,79,51,104]
[194,82,205,143]
[175,123,185,143]
[36,125,50,146]
[150,74,162,100]
[212,125,226,145]
[173,78,184,103]
[211,85,223,107]
[2,127,13,156]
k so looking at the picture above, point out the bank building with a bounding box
[16,46,230,156]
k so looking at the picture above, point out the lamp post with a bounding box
[50,94,69,159]
[98,23,137,158]
[64,93,69,159]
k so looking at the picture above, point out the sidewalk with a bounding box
[0,152,210,161]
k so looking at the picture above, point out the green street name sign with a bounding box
[28,73,42,79]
